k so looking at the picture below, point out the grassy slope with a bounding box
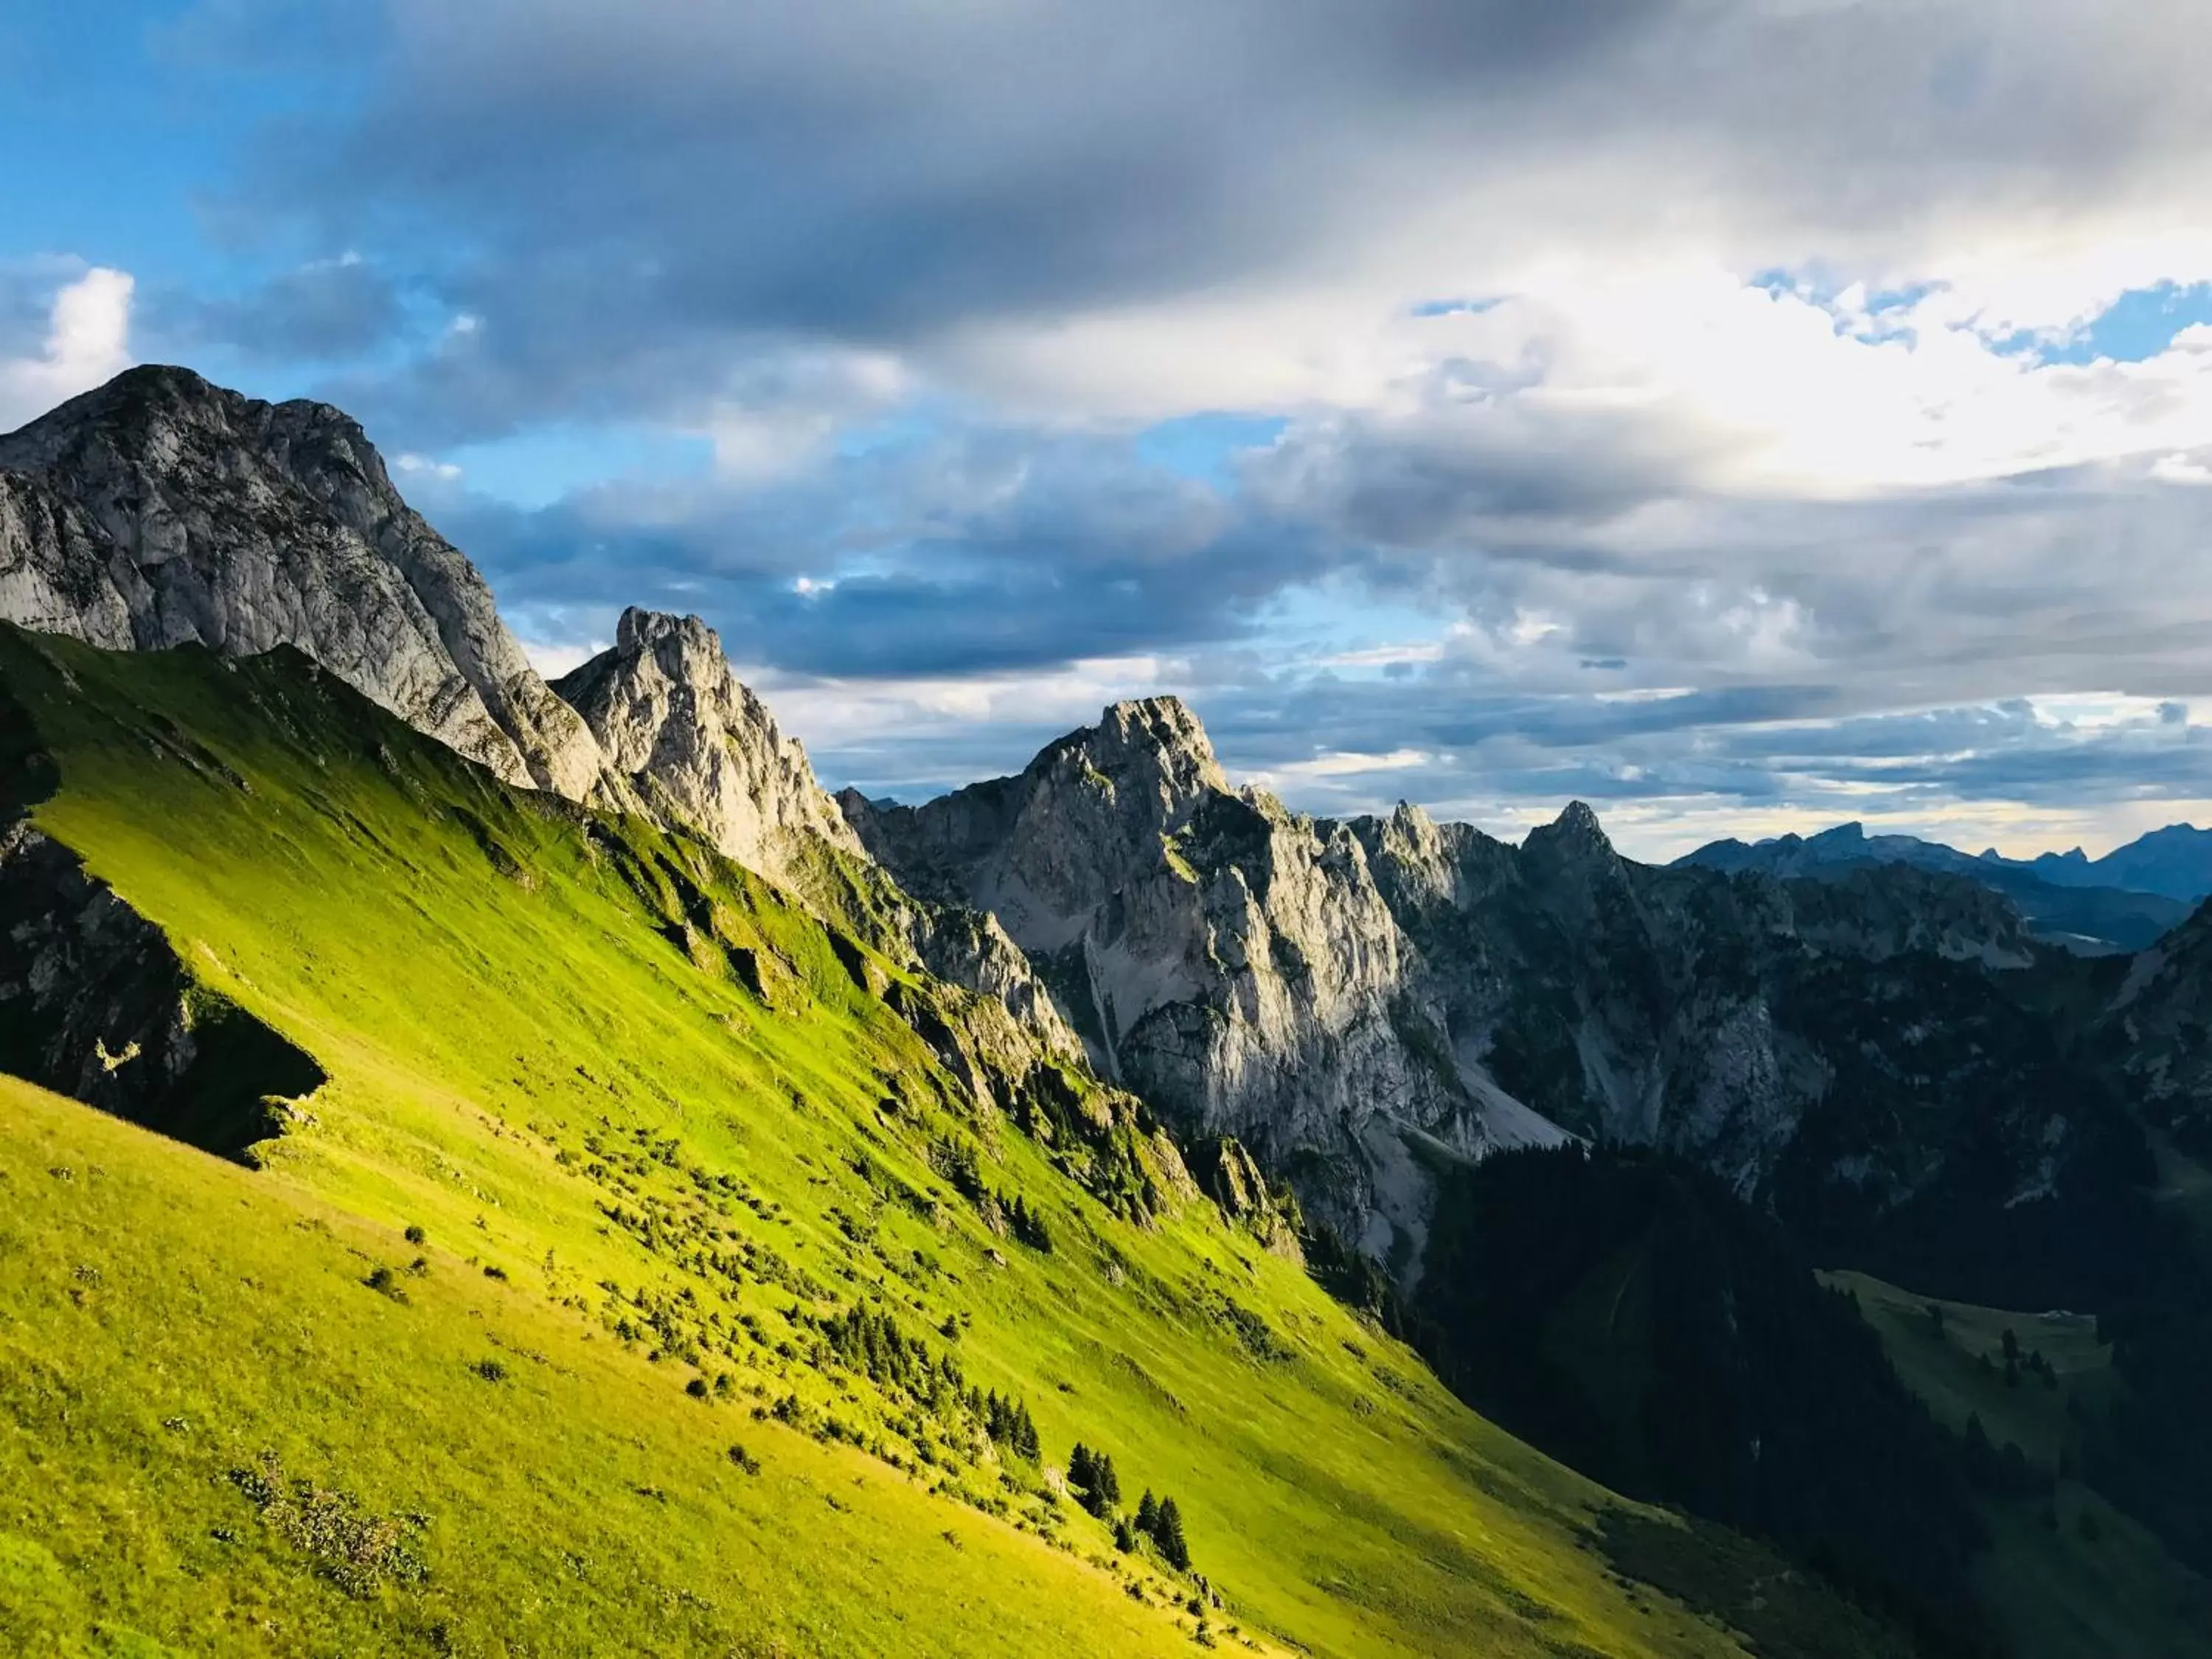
[1832,1270,2212,1659]
[0,628,1748,1659]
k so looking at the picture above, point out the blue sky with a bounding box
[11,1,2212,859]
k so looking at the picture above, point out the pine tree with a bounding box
[1155,1496,1190,1571]
[1014,1401,1040,1461]
[1113,1517,1138,1553]
[1096,1450,1121,1509]
[1135,1489,1161,1537]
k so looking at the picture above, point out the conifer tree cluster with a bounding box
[1006,1192,1054,1252]
[984,1389,1040,1460]
[1069,1454,1197,1573]
[1068,1442,1121,1518]
[1134,1488,1191,1570]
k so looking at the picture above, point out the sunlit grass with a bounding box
[0,628,1747,1657]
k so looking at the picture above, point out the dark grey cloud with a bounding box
[190,0,2212,443]
[147,258,403,363]
[445,420,1335,674]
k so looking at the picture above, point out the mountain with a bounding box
[0,368,1084,1069]
[0,619,1821,1658]
[841,699,1517,1266]
[0,364,604,800]
[1994,823,2212,905]
[847,703,2154,1314]
[554,606,867,886]
[1681,821,2192,954]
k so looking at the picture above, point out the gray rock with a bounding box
[852,696,2085,1270]
[0,365,603,799]
[844,698,1523,1248]
[554,608,867,883]
[549,607,1088,1057]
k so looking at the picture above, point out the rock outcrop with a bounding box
[551,605,1085,1057]
[0,365,603,799]
[554,608,866,885]
[0,810,325,1159]
[844,698,1543,1253]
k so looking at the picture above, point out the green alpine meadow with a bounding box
[16,14,2212,1645]
[0,623,1772,1656]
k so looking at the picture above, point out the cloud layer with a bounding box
[18,1,2212,855]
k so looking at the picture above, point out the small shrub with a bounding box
[482,1263,508,1281]
[226,1451,428,1596]
[473,1357,508,1383]
[686,1377,710,1400]
[403,1225,427,1245]
[726,1444,762,1475]
[364,1266,407,1303]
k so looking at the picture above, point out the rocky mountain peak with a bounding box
[1037,695,1228,830]
[554,608,864,884]
[1,363,237,456]
[0,366,604,800]
[1525,799,1615,861]
[615,605,716,657]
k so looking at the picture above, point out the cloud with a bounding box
[0,265,133,433]
[149,254,403,363]
[445,417,1330,675]
[45,1,2212,852]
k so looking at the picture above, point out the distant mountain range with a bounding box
[1993,821,2212,902]
[1679,819,2211,953]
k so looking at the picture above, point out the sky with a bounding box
[9,2,2212,860]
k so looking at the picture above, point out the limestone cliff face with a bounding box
[554,608,867,884]
[1348,797,2065,1217]
[0,365,602,799]
[852,699,2089,1265]
[552,607,1082,1059]
[844,698,1526,1251]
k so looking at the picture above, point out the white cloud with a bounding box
[516,635,609,681]
[0,267,133,431]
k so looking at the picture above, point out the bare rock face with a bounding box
[853,698,2104,1273]
[0,810,325,1158]
[552,607,1088,1061]
[1347,796,2081,1224]
[844,698,1517,1250]
[554,608,866,883]
[0,365,603,799]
